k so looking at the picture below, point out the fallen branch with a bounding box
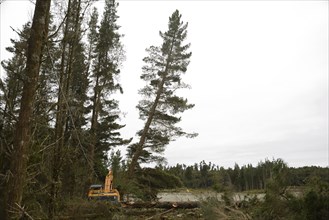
[14,203,34,220]
[146,208,175,220]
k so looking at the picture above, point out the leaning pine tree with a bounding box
[128,10,197,175]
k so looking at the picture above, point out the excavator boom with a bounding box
[104,170,113,192]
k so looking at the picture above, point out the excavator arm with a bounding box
[104,170,113,192]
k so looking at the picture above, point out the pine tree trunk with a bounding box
[88,73,102,186]
[127,74,167,176]
[5,0,51,219]
[128,34,176,176]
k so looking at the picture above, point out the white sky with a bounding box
[1,0,328,168]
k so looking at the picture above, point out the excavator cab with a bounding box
[88,184,103,197]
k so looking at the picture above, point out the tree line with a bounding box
[158,158,329,192]
[0,0,196,218]
[107,154,329,195]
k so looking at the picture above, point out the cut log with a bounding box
[123,201,200,209]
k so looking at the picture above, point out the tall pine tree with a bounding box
[128,10,197,175]
[0,22,31,218]
[4,0,51,218]
[88,0,129,184]
[49,0,90,216]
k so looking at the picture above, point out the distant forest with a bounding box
[144,159,329,191]
[109,155,329,197]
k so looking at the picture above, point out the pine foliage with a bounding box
[128,10,197,170]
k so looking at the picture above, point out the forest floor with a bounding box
[58,188,304,219]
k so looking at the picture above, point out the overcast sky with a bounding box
[1,0,328,168]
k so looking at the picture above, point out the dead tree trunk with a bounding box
[5,0,51,219]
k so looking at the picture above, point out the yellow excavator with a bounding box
[88,170,120,203]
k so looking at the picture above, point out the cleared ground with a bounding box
[158,191,265,202]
